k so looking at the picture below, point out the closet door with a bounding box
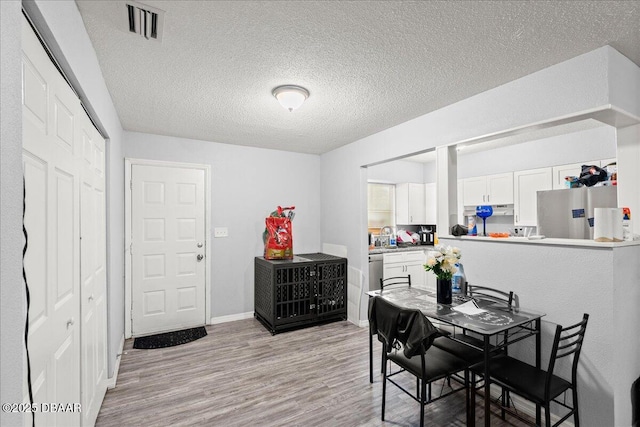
[22,16,108,426]
[79,113,108,426]
[22,17,81,427]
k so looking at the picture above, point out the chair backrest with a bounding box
[379,275,411,291]
[467,284,513,309]
[546,313,589,398]
[369,296,439,358]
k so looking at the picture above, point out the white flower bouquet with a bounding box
[424,245,461,280]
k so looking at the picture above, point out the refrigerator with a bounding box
[536,186,618,239]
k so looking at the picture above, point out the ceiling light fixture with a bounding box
[272,85,309,112]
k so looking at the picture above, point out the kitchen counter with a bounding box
[440,235,640,248]
[369,245,431,254]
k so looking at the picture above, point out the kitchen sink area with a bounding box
[369,245,429,254]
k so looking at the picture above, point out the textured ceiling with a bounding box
[75,1,640,155]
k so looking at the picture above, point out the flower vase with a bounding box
[437,277,452,304]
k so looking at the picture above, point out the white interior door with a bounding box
[131,164,206,336]
[79,112,108,426]
[22,17,81,426]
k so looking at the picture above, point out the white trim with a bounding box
[358,319,369,328]
[106,335,125,390]
[124,158,212,338]
[211,312,255,324]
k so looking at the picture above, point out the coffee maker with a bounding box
[418,226,435,245]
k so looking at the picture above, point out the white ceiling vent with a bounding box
[124,1,165,41]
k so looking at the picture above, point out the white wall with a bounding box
[124,132,322,318]
[376,125,616,181]
[322,46,633,272]
[0,2,24,425]
[423,161,437,183]
[320,47,640,425]
[24,0,126,377]
[612,245,640,426]
[457,125,617,179]
[617,124,640,236]
[367,159,424,183]
[438,238,627,427]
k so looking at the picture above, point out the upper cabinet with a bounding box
[424,182,437,224]
[462,176,486,206]
[396,183,426,224]
[462,172,513,206]
[514,167,553,226]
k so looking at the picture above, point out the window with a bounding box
[368,183,395,232]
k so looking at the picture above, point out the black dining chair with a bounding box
[369,296,470,427]
[374,275,413,374]
[468,284,514,308]
[379,274,411,290]
[433,284,514,362]
[471,313,590,426]
[432,284,516,417]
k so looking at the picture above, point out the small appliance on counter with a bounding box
[417,226,435,245]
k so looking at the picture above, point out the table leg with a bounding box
[467,370,474,427]
[535,318,541,424]
[484,334,491,427]
[369,322,373,383]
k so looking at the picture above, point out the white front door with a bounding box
[131,164,207,336]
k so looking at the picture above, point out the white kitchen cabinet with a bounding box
[462,173,513,206]
[424,270,436,292]
[424,182,437,224]
[383,251,426,288]
[396,183,426,224]
[487,173,514,204]
[514,167,553,226]
[462,176,486,206]
[552,160,600,190]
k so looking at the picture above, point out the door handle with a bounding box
[66,318,75,329]
[197,242,203,248]
[197,254,204,262]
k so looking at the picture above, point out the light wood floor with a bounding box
[97,319,531,426]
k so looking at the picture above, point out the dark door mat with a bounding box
[133,326,207,349]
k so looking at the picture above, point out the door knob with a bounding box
[197,254,204,261]
[197,242,203,248]
[67,318,75,328]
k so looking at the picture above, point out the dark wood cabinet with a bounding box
[254,253,347,334]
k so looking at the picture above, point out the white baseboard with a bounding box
[106,334,125,390]
[211,311,254,324]
[358,319,368,328]
[347,317,361,327]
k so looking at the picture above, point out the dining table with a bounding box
[367,287,545,427]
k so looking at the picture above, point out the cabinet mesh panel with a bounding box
[254,260,273,320]
[316,261,347,316]
[275,265,313,323]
